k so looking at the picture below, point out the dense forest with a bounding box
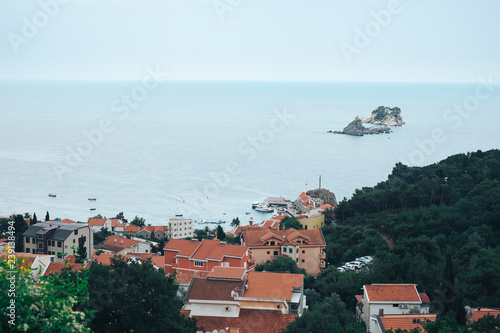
[285,149,500,332]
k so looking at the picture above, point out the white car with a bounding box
[344,263,357,270]
[349,261,363,269]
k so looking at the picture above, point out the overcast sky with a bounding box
[1,0,499,82]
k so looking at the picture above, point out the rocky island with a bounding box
[330,106,404,136]
[361,106,405,126]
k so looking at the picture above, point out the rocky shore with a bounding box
[330,117,391,136]
[329,106,404,136]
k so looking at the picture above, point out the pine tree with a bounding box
[45,211,50,221]
[441,253,466,325]
[32,212,38,225]
[75,235,87,263]
[217,225,226,240]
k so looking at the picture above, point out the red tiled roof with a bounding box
[44,257,85,276]
[125,252,152,261]
[124,225,140,233]
[109,218,120,227]
[165,239,248,261]
[243,228,325,247]
[419,293,430,303]
[304,204,312,208]
[233,225,263,235]
[259,220,280,229]
[59,219,76,224]
[470,308,500,322]
[380,314,437,331]
[244,271,303,301]
[295,215,307,220]
[88,218,106,227]
[271,214,287,221]
[174,271,209,285]
[92,253,117,266]
[187,277,245,301]
[319,203,335,212]
[355,295,362,303]
[164,239,201,256]
[299,193,309,202]
[151,255,164,269]
[185,308,297,333]
[103,236,140,248]
[208,267,246,280]
[365,284,421,303]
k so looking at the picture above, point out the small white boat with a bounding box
[48,193,56,197]
[252,202,260,209]
[255,205,274,213]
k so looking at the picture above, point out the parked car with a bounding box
[337,267,346,272]
[344,263,357,270]
[349,261,363,269]
[356,256,373,264]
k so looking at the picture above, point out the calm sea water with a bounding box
[0,81,499,226]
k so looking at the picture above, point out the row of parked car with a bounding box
[337,256,373,272]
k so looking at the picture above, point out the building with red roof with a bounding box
[241,228,326,276]
[163,238,254,275]
[356,284,430,332]
[100,236,151,254]
[182,267,304,331]
[136,225,169,240]
[375,314,437,332]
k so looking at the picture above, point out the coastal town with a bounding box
[2,160,500,333]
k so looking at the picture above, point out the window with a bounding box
[302,250,305,254]
[26,248,30,253]
[37,234,43,239]
[289,248,293,253]
[73,239,76,243]
[270,241,275,246]
[301,259,305,263]
[267,251,270,255]
[26,237,30,244]
[38,243,43,249]
[296,258,298,262]
[74,229,78,235]
[273,251,278,256]
[221,262,229,267]
[296,249,299,253]
[194,261,203,267]
[393,304,399,307]
[57,241,62,247]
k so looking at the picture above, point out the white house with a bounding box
[356,284,429,332]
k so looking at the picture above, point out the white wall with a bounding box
[188,301,240,318]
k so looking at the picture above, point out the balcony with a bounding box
[319,251,326,260]
[319,260,326,269]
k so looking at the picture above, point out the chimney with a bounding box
[379,308,384,317]
[114,238,116,243]
[121,239,123,244]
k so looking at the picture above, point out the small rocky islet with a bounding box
[329,106,405,136]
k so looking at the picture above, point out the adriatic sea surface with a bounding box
[1,81,499,227]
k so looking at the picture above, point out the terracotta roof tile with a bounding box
[470,308,500,322]
[187,277,245,301]
[208,267,246,280]
[88,218,106,227]
[151,255,164,269]
[124,225,140,233]
[355,295,362,303]
[59,219,76,224]
[92,253,117,266]
[207,243,248,260]
[164,239,201,257]
[44,258,85,276]
[233,225,263,235]
[125,252,152,261]
[244,271,303,301]
[365,284,421,303]
[419,293,430,303]
[319,203,335,212]
[271,214,287,221]
[103,236,140,248]
[186,308,297,333]
[380,314,437,331]
[243,228,325,247]
[175,271,209,285]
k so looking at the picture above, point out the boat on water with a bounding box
[88,197,97,201]
[251,202,260,209]
[90,208,96,211]
[198,219,226,224]
[255,205,274,213]
[48,193,56,197]
[175,213,183,217]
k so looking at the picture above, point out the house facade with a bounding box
[168,218,194,239]
[241,228,326,276]
[23,221,94,262]
[164,239,254,275]
[356,284,429,332]
[136,226,169,240]
[183,267,305,319]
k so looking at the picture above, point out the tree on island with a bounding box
[131,216,146,227]
[45,211,50,221]
[217,225,226,241]
[230,217,240,228]
[279,216,301,230]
